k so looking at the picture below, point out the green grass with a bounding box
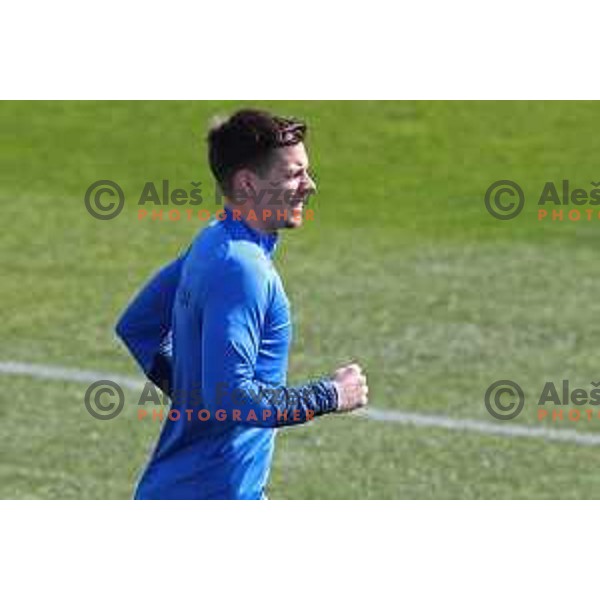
[2,100,600,498]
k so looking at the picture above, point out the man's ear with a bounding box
[232,168,257,199]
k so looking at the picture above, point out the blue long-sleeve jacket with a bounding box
[116,209,338,499]
[115,255,184,396]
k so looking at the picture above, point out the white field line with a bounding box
[360,408,600,447]
[2,360,600,447]
[0,361,145,391]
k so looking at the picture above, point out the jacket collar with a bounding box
[222,206,279,258]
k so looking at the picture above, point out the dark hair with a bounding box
[207,109,307,195]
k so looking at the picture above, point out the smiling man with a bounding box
[116,109,368,499]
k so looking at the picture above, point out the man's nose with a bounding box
[303,173,317,195]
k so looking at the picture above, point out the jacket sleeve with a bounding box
[198,257,338,428]
[115,254,185,395]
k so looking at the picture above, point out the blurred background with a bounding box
[2,100,600,498]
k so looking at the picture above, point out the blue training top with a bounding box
[116,209,338,499]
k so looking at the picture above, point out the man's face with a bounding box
[235,143,316,233]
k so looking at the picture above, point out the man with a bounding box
[116,109,368,499]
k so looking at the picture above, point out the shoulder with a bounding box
[216,243,274,303]
[183,223,275,303]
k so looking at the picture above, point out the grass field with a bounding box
[2,100,600,498]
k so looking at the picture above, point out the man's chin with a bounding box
[284,215,303,229]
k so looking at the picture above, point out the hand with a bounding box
[332,363,369,412]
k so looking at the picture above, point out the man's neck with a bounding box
[224,203,277,236]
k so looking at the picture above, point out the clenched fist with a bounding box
[332,363,369,412]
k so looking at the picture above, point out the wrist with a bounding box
[331,380,343,412]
